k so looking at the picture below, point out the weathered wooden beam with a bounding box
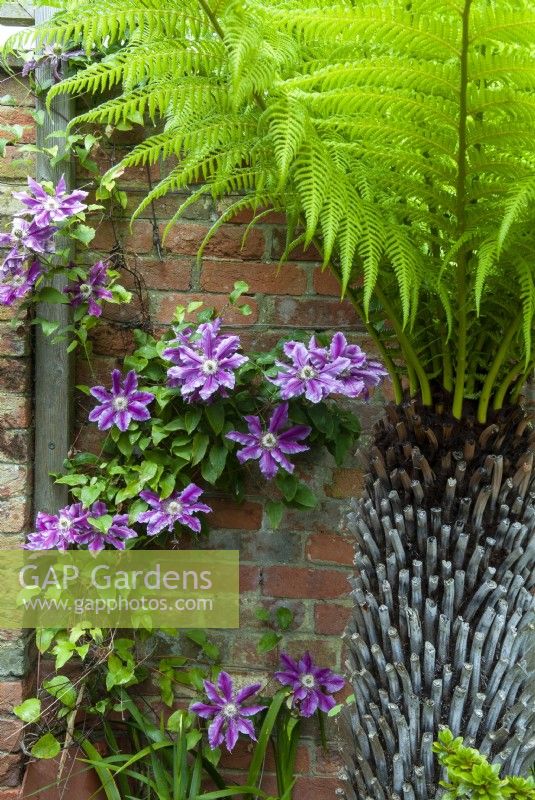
[33,5,74,513]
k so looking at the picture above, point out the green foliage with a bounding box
[59,303,360,532]
[11,0,535,420]
[434,729,535,800]
[255,603,294,653]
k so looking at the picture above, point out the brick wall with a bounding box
[0,93,392,797]
[72,137,391,795]
[0,74,36,797]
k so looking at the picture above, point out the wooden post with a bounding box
[33,5,74,513]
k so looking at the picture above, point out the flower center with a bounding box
[300,674,315,689]
[298,365,316,380]
[166,500,183,516]
[58,516,71,531]
[222,702,238,718]
[11,275,25,287]
[79,283,92,299]
[12,227,24,239]
[201,358,219,375]
[112,396,128,411]
[43,198,59,211]
[261,433,278,449]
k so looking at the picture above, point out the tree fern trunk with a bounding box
[342,401,535,800]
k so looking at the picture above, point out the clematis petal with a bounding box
[208,715,225,749]
[190,702,217,719]
[225,718,239,752]
[268,402,289,433]
[217,672,234,702]
[111,369,122,394]
[123,370,138,394]
[235,682,262,704]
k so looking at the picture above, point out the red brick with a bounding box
[76,356,118,388]
[313,267,341,296]
[78,144,160,184]
[135,258,192,291]
[72,424,106,456]
[263,567,349,599]
[0,108,35,144]
[315,603,352,635]
[0,397,31,429]
[0,496,30,533]
[314,749,346,777]
[293,776,343,800]
[201,260,306,295]
[90,323,136,357]
[220,740,310,773]
[0,322,28,356]
[239,565,262,592]
[92,220,154,253]
[161,223,266,260]
[306,533,354,566]
[0,790,21,800]
[228,638,280,670]
[283,638,341,669]
[216,202,286,225]
[0,718,22,752]
[270,297,356,329]
[0,307,16,324]
[0,360,29,393]
[325,468,364,499]
[150,292,258,326]
[0,146,34,180]
[0,535,24,550]
[22,748,107,798]
[0,465,29,500]
[210,499,262,530]
[271,229,321,262]
[0,754,21,787]
[0,682,24,714]
[0,78,34,107]
[0,432,30,464]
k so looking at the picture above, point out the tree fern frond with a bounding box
[67,79,225,127]
[263,95,307,183]
[474,237,498,315]
[511,254,535,366]
[293,137,331,245]
[498,175,535,254]
[270,6,461,59]
[383,224,420,328]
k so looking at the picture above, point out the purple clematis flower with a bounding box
[64,261,113,317]
[191,671,266,751]
[163,318,247,401]
[274,652,345,717]
[0,252,26,281]
[88,369,154,432]
[14,176,88,228]
[270,337,350,403]
[226,403,311,479]
[25,503,91,550]
[162,326,194,361]
[325,333,388,398]
[22,44,85,82]
[138,484,212,536]
[75,501,137,551]
[0,217,56,257]
[0,260,42,306]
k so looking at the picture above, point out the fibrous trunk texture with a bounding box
[342,401,534,800]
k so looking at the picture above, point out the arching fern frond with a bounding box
[16,0,535,418]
